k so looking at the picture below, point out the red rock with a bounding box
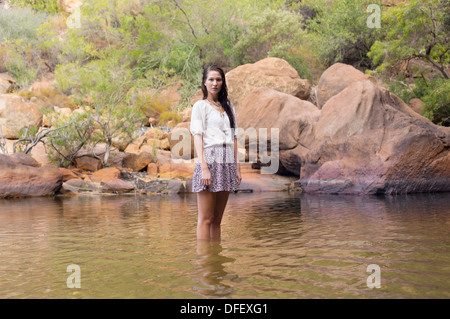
[0,94,43,139]
[315,63,375,109]
[59,167,80,182]
[238,87,320,174]
[300,79,450,194]
[226,57,311,108]
[90,167,121,183]
[122,152,153,171]
[75,156,102,172]
[0,154,63,198]
[9,153,40,167]
[101,179,134,193]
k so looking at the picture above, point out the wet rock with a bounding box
[62,179,99,194]
[101,179,135,193]
[0,154,63,198]
[167,179,186,194]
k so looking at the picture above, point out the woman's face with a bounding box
[204,70,223,97]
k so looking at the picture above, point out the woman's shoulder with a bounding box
[193,99,207,108]
[193,99,209,113]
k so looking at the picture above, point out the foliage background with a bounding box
[0,0,448,162]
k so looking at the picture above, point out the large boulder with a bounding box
[122,152,153,171]
[238,87,320,174]
[0,154,63,198]
[315,63,375,109]
[226,57,311,108]
[0,94,43,139]
[300,79,450,194]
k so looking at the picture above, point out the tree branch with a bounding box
[413,53,449,79]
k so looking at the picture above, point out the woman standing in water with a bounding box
[190,65,242,241]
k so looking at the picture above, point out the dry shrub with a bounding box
[18,87,78,110]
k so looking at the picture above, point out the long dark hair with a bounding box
[201,65,236,130]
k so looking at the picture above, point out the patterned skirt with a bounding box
[192,144,239,193]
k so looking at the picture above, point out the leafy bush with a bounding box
[386,74,450,126]
[0,7,48,41]
[368,0,449,79]
[43,108,96,167]
[54,49,146,165]
[0,7,48,88]
[304,0,384,69]
[422,78,450,126]
[367,0,449,125]
[6,0,60,13]
[233,9,305,65]
[2,45,39,88]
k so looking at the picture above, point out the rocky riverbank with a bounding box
[1,57,449,198]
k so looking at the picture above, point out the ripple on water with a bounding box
[0,192,449,298]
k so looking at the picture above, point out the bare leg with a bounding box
[197,191,216,240]
[210,191,230,241]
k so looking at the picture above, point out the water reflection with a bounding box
[195,241,236,298]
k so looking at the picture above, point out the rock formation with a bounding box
[225,57,311,108]
[301,79,450,194]
[0,154,63,198]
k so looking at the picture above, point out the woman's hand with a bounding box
[237,169,242,186]
[201,165,211,186]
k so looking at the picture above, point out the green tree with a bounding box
[6,0,60,14]
[368,0,449,79]
[368,0,449,125]
[56,49,146,166]
[40,109,95,167]
[303,0,383,69]
[232,8,311,78]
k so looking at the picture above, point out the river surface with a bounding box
[0,192,449,299]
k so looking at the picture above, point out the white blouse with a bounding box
[190,99,238,149]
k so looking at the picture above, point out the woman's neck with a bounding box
[207,93,219,103]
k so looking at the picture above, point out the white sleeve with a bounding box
[190,101,205,136]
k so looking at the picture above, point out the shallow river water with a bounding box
[0,191,449,299]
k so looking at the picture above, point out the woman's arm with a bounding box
[194,134,211,186]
